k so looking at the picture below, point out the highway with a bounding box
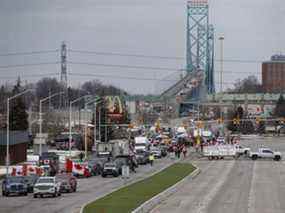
[0,157,174,213]
[151,136,285,213]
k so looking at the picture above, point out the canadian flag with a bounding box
[11,166,23,176]
[72,163,85,176]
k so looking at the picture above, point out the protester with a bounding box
[182,145,187,158]
[79,152,84,162]
[149,153,154,166]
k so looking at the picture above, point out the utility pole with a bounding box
[60,41,67,109]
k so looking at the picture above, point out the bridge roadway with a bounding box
[151,136,285,213]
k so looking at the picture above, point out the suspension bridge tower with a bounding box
[186,0,215,94]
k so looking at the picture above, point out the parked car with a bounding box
[150,147,162,158]
[2,176,28,196]
[33,176,61,198]
[56,173,77,193]
[23,175,38,193]
[250,148,282,161]
[114,157,129,174]
[115,155,138,174]
[101,162,120,177]
[135,150,150,165]
[159,145,168,157]
[88,158,105,176]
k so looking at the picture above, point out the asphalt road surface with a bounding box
[0,157,174,213]
[151,136,285,213]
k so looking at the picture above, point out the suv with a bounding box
[101,162,120,177]
[2,176,28,196]
[56,173,77,193]
[135,150,150,165]
[33,177,61,198]
[23,175,38,193]
[150,147,162,158]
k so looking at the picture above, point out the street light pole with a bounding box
[69,95,90,157]
[219,36,225,134]
[98,107,101,142]
[39,92,64,156]
[6,89,33,176]
[84,98,100,160]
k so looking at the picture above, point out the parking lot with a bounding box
[151,136,285,213]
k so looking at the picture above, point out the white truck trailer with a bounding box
[203,144,250,160]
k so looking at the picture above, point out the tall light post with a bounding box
[39,92,64,156]
[84,98,100,160]
[69,95,90,157]
[6,89,33,175]
[93,101,102,149]
[219,36,225,134]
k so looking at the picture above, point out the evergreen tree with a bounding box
[274,95,285,118]
[10,78,28,131]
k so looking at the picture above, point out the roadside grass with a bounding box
[83,163,195,213]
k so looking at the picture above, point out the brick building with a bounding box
[262,54,285,93]
[0,131,29,165]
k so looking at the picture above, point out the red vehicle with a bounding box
[56,173,77,193]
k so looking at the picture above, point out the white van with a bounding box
[134,137,149,152]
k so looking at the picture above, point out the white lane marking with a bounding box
[248,161,256,213]
[193,160,235,213]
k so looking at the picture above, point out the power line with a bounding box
[68,49,184,60]
[69,61,261,74]
[68,61,177,71]
[69,49,264,64]
[0,50,59,57]
[0,73,59,79]
[69,72,237,85]
[0,62,60,70]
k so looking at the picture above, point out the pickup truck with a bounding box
[235,145,251,155]
[249,148,282,161]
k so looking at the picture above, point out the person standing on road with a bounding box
[149,153,154,166]
[79,152,84,162]
[182,145,187,158]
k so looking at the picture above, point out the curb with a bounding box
[79,159,179,213]
[132,166,201,213]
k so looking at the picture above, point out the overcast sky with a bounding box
[0,0,284,94]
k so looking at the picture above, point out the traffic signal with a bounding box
[197,121,204,129]
[217,118,223,124]
[256,117,260,124]
[233,118,240,125]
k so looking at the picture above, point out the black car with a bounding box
[2,176,28,196]
[88,159,104,176]
[23,175,38,193]
[135,150,150,165]
[101,162,120,177]
[159,145,168,157]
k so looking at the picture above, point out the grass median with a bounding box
[83,162,195,213]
